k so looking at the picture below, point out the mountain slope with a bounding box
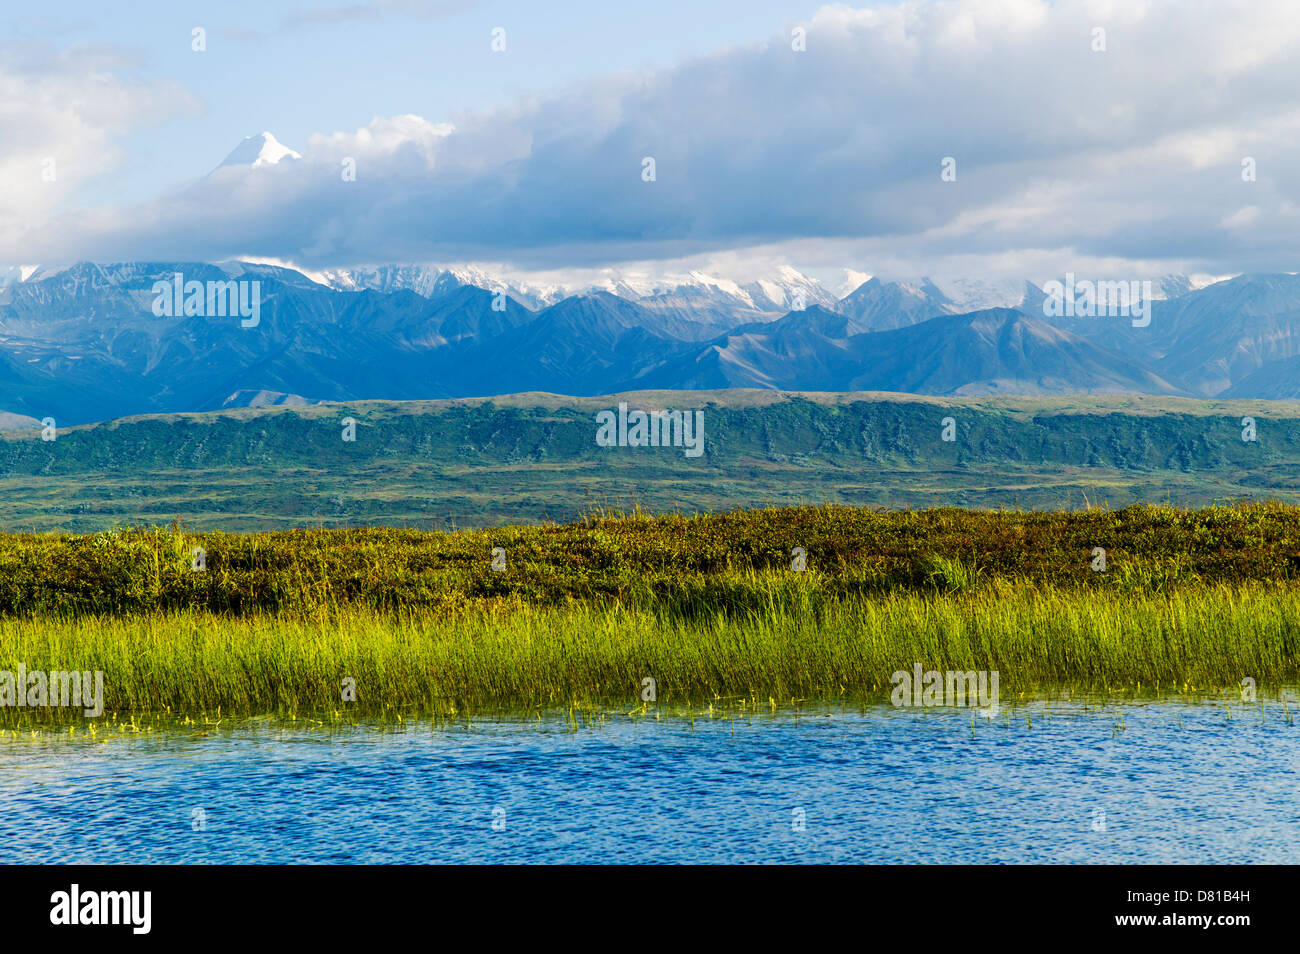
[850,308,1184,396]
[629,306,1181,396]
[1224,353,1300,400]
[451,292,692,396]
[1149,275,1300,396]
[627,306,863,390]
[1034,274,1300,397]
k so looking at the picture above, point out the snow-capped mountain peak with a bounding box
[218,132,302,170]
[925,276,1033,312]
[315,262,843,318]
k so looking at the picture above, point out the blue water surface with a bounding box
[1,699,1297,863]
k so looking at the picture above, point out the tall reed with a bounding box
[1,582,1295,724]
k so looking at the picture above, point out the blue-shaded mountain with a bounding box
[849,308,1184,395]
[1034,274,1300,397]
[9,261,1300,425]
[444,292,692,397]
[1147,274,1300,396]
[622,307,867,390]
[1224,352,1300,399]
[625,306,1182,395]
[2,264,694,420]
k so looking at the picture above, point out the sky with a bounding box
[2,0,1297,288]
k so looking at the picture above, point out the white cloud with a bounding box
[0,43,198,240]
[307,114,455,166]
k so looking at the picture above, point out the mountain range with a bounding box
[2,255,1299,425]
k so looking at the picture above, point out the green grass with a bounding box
[1,583,1296,729]
[2,503,1300,726]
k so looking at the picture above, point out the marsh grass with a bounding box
[3,504,1300,727]
[2,581,1297,727]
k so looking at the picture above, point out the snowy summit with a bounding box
[217,131,302,170]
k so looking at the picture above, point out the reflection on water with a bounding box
[0,698,1297,863]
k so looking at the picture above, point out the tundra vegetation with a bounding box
[5,392,1300,531]
[1,503,1298,728]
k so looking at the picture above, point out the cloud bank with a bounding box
[4,0,1299,279]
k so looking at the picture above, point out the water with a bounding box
[2,699,1297,863]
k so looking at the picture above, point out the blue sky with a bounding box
[2,1,1298,287]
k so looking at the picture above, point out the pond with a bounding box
[1,697,1296,863]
